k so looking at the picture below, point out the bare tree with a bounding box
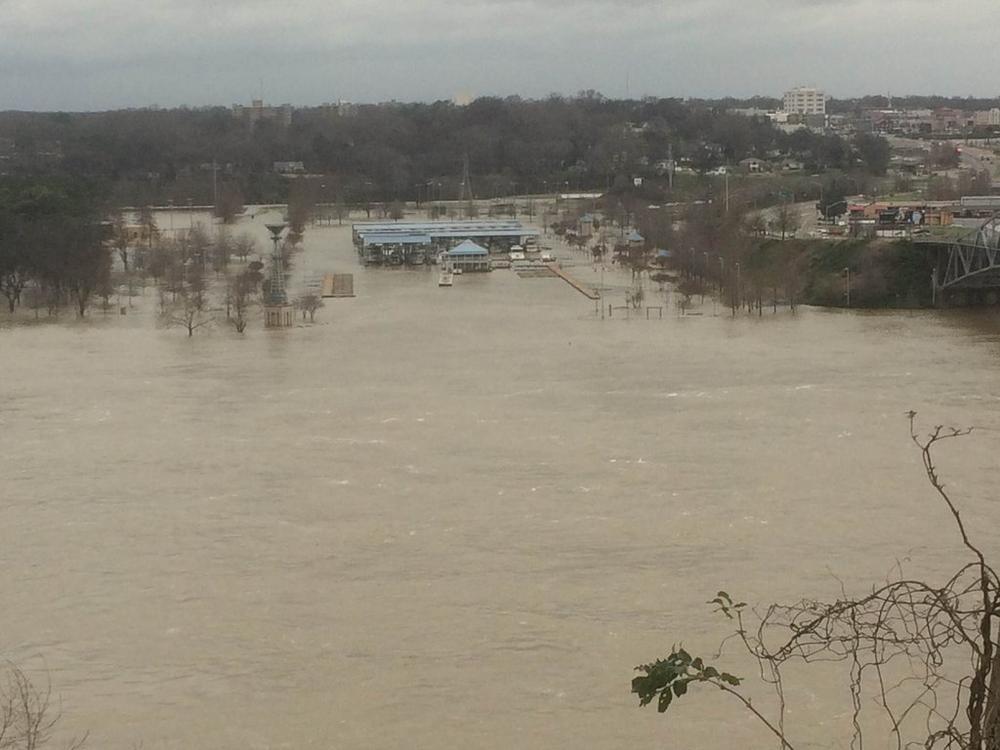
[296,293,324,322]
[633,413,1000,750]
[0,665,87,750]
[135,205,157,251]
[213,182,244,224]
[110,210,131,271]
[211,228,232,275]
[743,212,768,238]
[186,223,211,269]
[770,203,800,241]
[232,233,257,263]
[334,196,349,225]
[163,288,213,337]
[0,240,30,313]
[226,268,259,333]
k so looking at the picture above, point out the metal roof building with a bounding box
[361,233,432,247]
[353,220,539,245]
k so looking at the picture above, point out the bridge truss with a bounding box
[921,214,1000,291]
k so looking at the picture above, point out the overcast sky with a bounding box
[2,0,999,111]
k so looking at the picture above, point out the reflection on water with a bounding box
[2,210,1000,749]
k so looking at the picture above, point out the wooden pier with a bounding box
[545,263,600,300]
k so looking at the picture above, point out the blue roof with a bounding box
[449,240,489,256]
[430,228,538,239]
[353,220,539,240]
[627,230,644,242]
[656,249,672,257]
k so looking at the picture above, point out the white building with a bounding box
[783,87,827,115]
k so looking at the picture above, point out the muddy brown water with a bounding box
[2,209,1000,749]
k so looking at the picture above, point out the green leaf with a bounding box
[673,680,689,697]
[702,666,719,679]
[657,689,673,713]
[720,673,742,686]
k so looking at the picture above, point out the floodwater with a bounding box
[3,210,1000,750]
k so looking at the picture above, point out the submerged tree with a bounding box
[225,268,260,334]
[296,293,323,322]
[633,413,1000,750]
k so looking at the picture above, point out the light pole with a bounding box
[843,267,851,308]
[735,261,742,313]
[598,262,606,320]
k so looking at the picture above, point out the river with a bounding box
[2,209,999,749]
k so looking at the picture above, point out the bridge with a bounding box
[916,215,1000,305]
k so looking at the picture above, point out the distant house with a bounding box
[626,229,645,250]
[739,157,767,174]
[780,159,805,172]
[273,161,305,175]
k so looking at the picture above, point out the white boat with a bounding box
[438,269,454,286]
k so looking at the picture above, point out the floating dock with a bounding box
[321,273,355,298]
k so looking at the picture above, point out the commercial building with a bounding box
[352,220,540,265]
[232,99,293,130]
[783,87,827,116]
[846,201,954,237]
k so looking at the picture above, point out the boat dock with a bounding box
[546,264,600,300]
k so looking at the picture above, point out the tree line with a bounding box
[0,174,326,331]
[0,95,891,209]
[0,178,110,316]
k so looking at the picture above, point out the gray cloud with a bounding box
[1,0,998,110]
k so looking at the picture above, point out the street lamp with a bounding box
[843,267,851,308]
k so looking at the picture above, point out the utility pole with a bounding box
[212,158,218,212]
[600,263,606,319]
[844,267,851,308]
[667,143,674,191]
[724,171,730,214]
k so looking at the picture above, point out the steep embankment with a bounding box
[746,238,935,308]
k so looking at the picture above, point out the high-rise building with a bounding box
[783,87,827,115]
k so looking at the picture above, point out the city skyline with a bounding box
[1,0,999,111]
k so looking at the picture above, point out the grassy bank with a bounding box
[745,238,935,309]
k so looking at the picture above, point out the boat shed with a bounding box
[447,240,491,272]
[360,233,432,265]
